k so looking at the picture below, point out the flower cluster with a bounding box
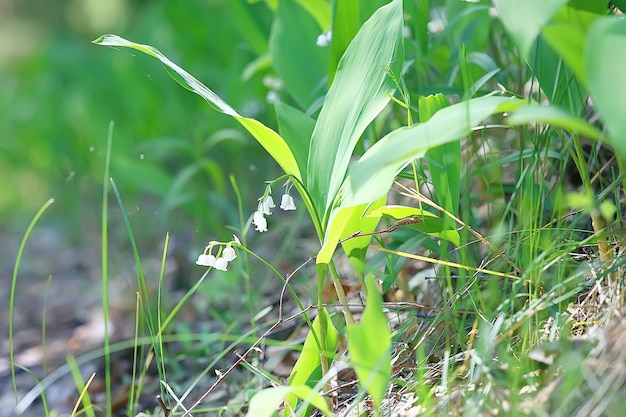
[316,31,332,47]
[252,191,297,233]
[196,237,239,271]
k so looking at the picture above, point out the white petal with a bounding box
[222,246,237,262]
[316,32,330,47]
[253,211,268,232]
[280,194,297,210]
[262,195,275,215]
[196,254,216,267]
[214,257,228,271]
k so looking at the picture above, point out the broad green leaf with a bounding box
[421,94,460,226]
[368,205,460,246]
[296,0,331,31]
[92,34,301,180]
[531,35,586,115]
[270,0,329,109]
[339,196,386,277]
[541,23,587,85]
[586,17,626,158]
[284,308,337,416]
[275,102,316,183]
[492,0,568,60]
[329,0,388,79]
[226,0,270,56]
[317,201,374,266]
[328,0,360,81]
[347,275,391,410]
[540,0,603,88]
[316,96,522,263]
[307,0,404,218]
[348,96,524,208]
[247,385,332,417]
[506,104,603,140]
[552,0,605,31]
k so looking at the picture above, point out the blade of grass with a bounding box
[67,355,96,417]
[101,120,114,417]
[9,197,55,415]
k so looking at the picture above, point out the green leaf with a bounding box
[329,0,388,80]
[506,104,603,140]
[275,102,316,183]
[348,96,524,208]
[92,34,301,180]
[247,385,332,417]
[368,205,460,246]
[316,96,522,264]
[541,23,587,85]
[296,0,332,31]
[347,275,391,410]
[307,0,404,218]
[340,196,386,277]
[317,201,374,266]
[270,0,329,109]
[586,17,626,158]
[539,0,603,88]
[283,308,337,416]
[492,0,569,59]
[421,94,460,225]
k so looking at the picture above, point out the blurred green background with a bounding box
[0,0,281,244]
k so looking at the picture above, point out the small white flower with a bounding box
[214,257,229,271]
[316,31,332,47]
[266,91,280,104]
[280,194,297,210]
[253,210,268,232]
[196,254,216,267]
[222,245,237,262]
[262,195,275,215]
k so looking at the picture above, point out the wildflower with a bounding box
[316,31,332,47]
[262,195,275,215]
[253,210,268,232]
[196,253,216,267]
[222,245,237,262]
[214,257,229,271]
[280,194,297,210]
[266,91,280,104]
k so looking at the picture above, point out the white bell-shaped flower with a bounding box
[316,31,332,47]
[196,253,216,267]
[280,194,297,210]
[222,245,237,262]
[262,195,276,215]
[253,210,268,232]
[214,257,229,271]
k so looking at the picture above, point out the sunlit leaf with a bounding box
[586,17,626,158]
[368,205,460,246]
[506,104,603,140]
[247,385,332,417]
[283,308,337,416]
[307,0,403,218]
[492,0,568,60]
[348,96,524,208]
[347,275,391,409]
[92,34,302,180]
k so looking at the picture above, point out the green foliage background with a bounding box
[0,0,278,240]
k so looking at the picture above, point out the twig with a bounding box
[156,395,170,417]
[181,306,314,416]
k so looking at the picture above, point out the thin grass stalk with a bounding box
[9,197,55,415]
[100,121,114,416]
